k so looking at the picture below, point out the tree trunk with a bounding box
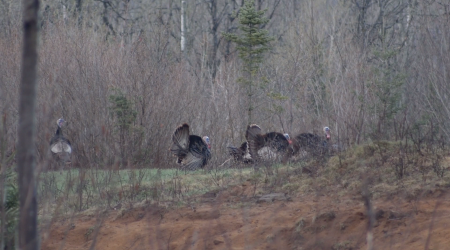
[0,115,7,250]
[181,0,186,54]
[17,0,40,249]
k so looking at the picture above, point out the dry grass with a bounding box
[32,140,450,225]
[3,1,450,248]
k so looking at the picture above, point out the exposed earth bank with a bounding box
[42,183,450,250]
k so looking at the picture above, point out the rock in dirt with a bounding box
[213,240,224,245]
[257,193,292,203]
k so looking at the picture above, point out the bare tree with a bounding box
[17,0,39,249]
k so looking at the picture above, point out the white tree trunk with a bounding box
[181,0,186,53]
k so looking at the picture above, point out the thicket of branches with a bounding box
[1,0,450,169]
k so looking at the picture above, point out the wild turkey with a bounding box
[170,123,211,170]
[245,124,291,162]
[227,141,253,164]
[284,126,331,161]
[49,118,72,166]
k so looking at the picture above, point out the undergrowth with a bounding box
[35,140,450,224]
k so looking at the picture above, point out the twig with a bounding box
[217,158,232,169]
[362,181,374,250]
[88,210,107,250]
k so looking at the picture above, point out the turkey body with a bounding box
[170,123,211,170]
[49,118,72,166]
[227,141,253,164]
[284,127,331,162]
[245,124,290,162]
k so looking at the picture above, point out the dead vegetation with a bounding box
[2,0,450,249]
[35,141,450,225]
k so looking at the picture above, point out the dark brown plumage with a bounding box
[245,124,290,162]
[227,141,253,164]
[283,127,331,162]
[170,123,211,170]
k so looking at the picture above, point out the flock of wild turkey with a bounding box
[169,123,332,171]
[49,119,331,171]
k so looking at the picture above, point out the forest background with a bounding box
[1,0,449,169]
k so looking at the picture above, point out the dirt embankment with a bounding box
[42,183,450,250]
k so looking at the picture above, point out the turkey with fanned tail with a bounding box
[49,118,72,168]
[170,123,211,170]
[245,124,291,162]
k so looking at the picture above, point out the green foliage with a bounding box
[223,0,273,75]
[1,171,19,250]
[109,90,137,132]
[223,0,274,123]
[109,90,138,166]
[267,91,288,114]
[267,91,288,101]
[368,49,406,138]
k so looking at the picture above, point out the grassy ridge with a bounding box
[36,141,450,220]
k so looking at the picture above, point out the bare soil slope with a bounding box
[42,183,450,250]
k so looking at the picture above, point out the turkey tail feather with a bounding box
[170,123,211,170]
[171,123,190,154]
[246,124,264,160]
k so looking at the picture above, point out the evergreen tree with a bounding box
[223,0,273,124]
[109,90,137,167]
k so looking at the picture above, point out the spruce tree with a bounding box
[223,0,273,124]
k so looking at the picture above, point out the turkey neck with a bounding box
[55,126,63,136]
